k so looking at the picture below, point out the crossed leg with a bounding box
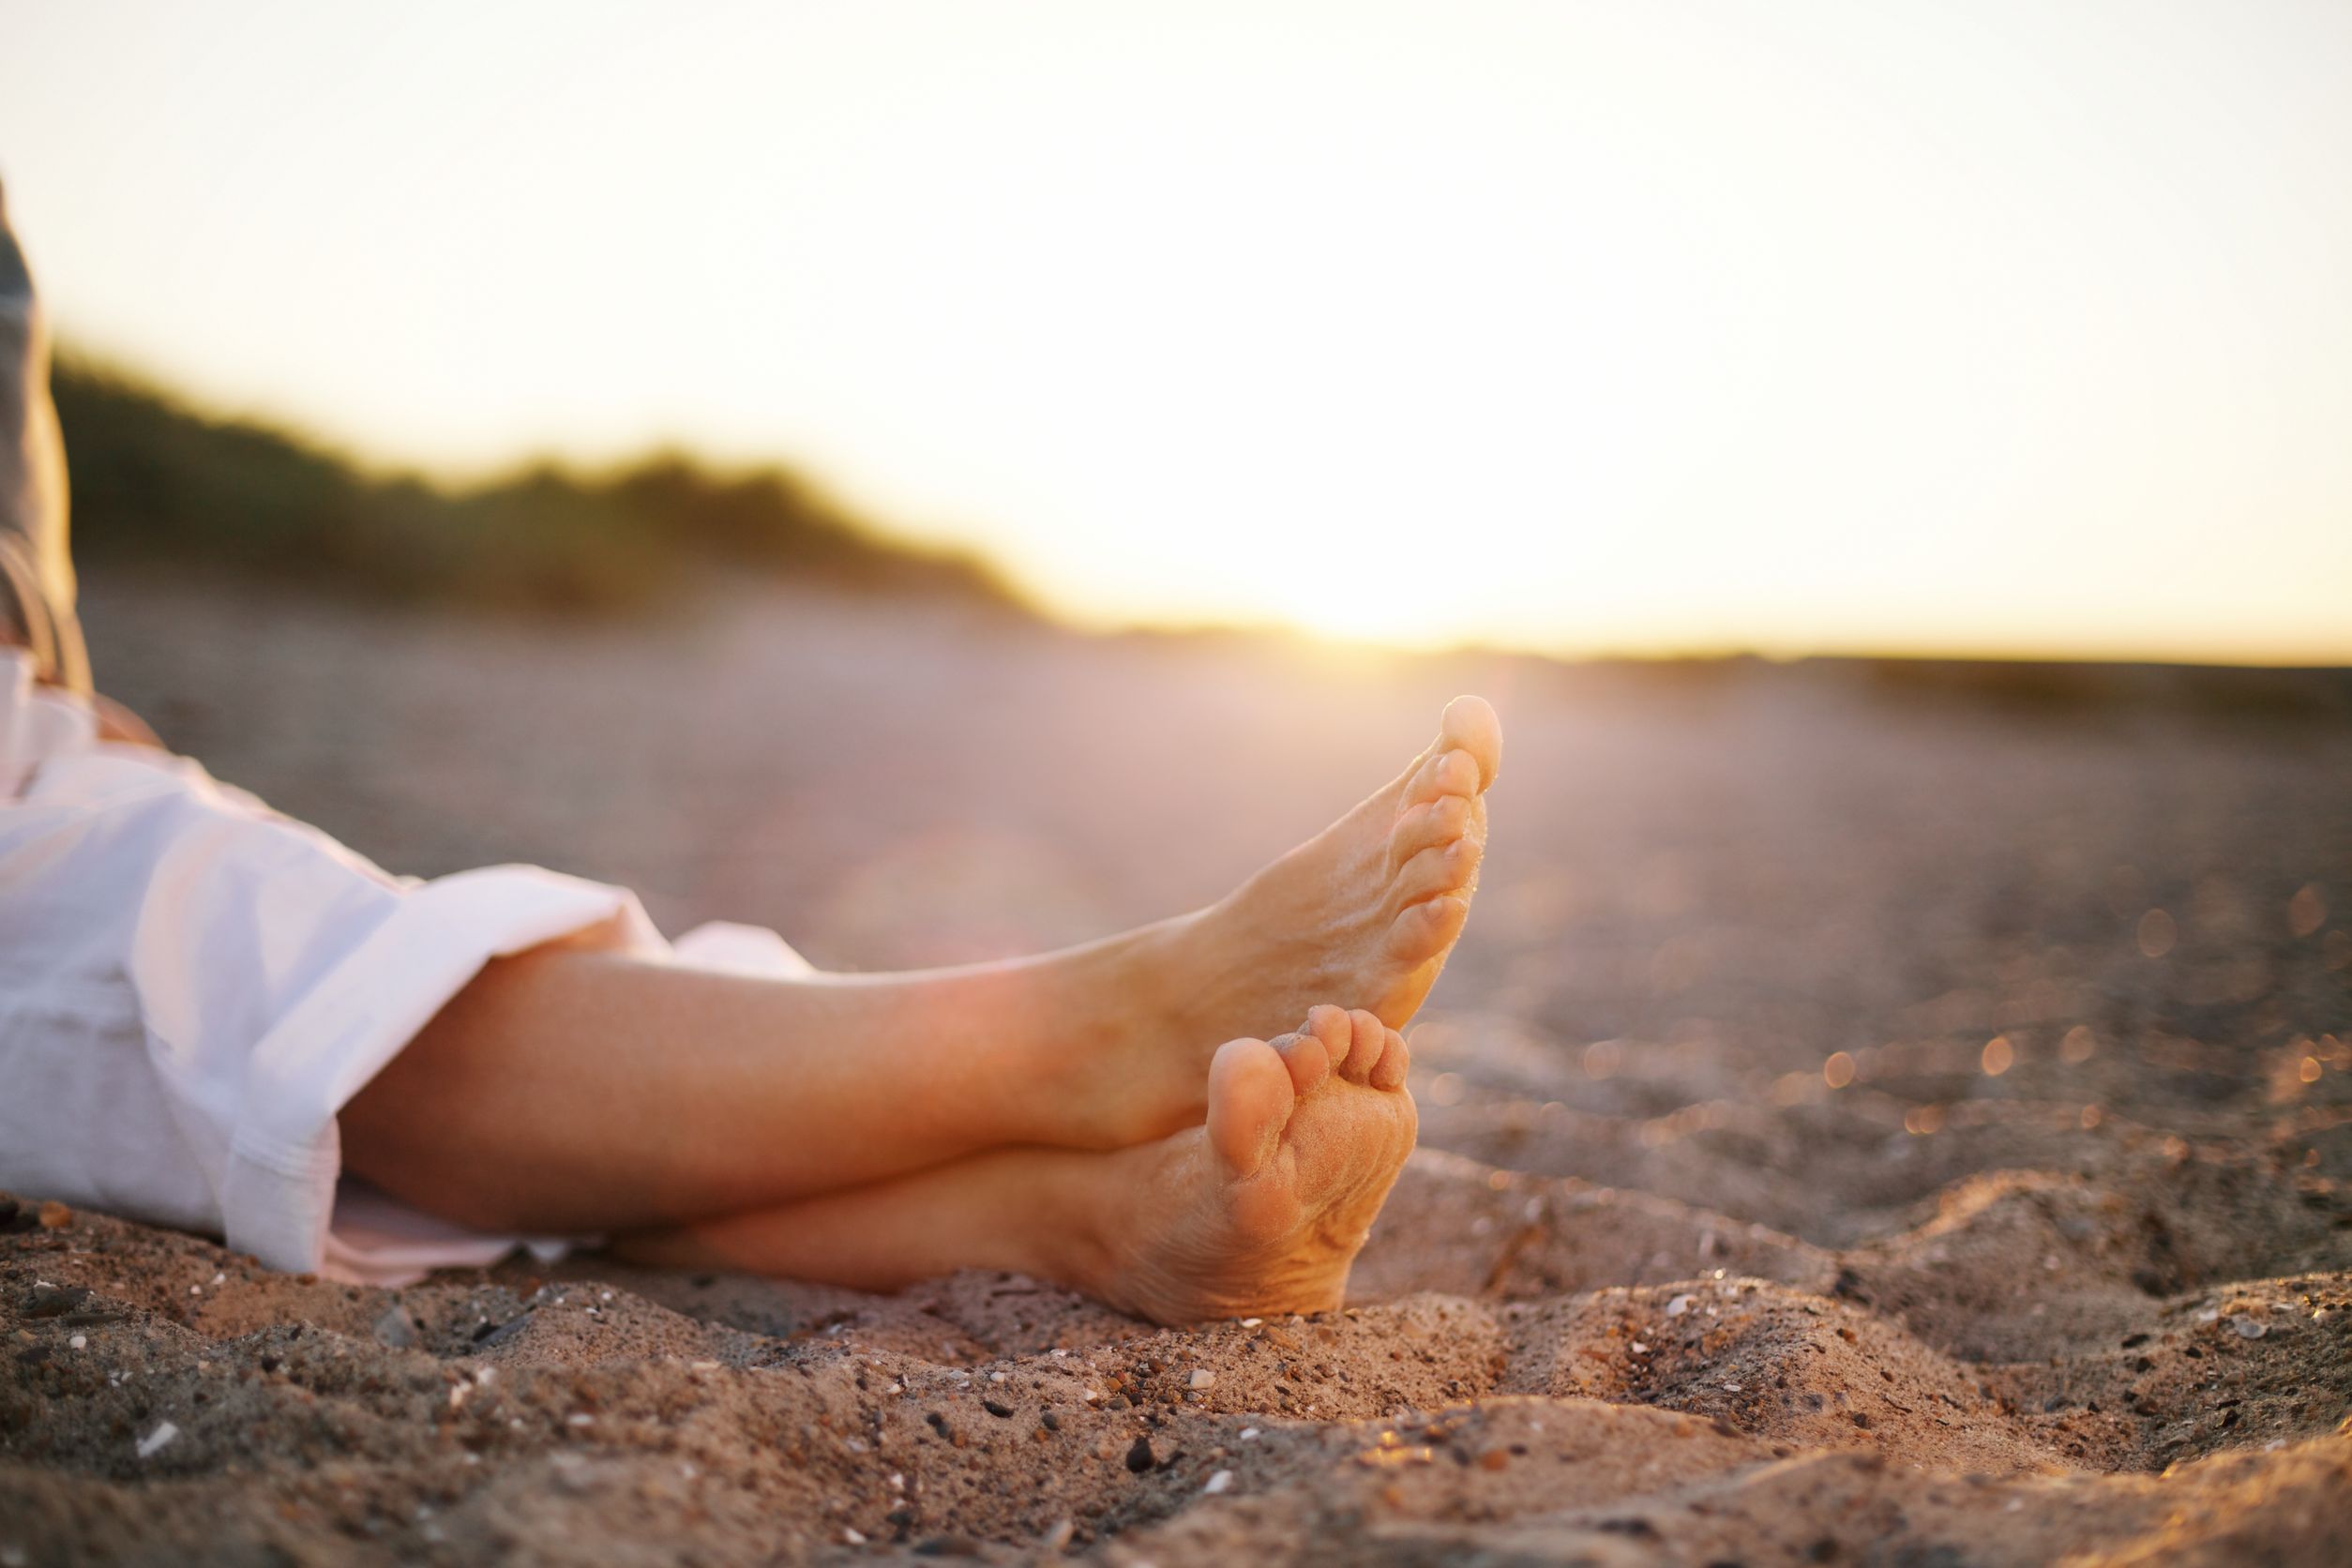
[1,194,1477,1323]
[340,697,1499,1243]
[612,1006,1420,1325]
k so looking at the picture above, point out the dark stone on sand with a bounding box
[982,1398,1014,1419]
[24,1284,92,1319]
[1040,1410,1061,1430]
[913,1537,981,1558]
[1124,1434,1156,1473]
[476,1315,533,1349]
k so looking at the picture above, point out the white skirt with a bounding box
[0,652,810,1285]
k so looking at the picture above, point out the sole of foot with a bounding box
[1196,692,1500,1027]
[1087,1005,1418,1325]
[1084,696,1497,1147]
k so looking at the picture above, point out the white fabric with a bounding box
[0,650,811,1285]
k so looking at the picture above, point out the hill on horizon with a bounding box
[49,357,1028,619]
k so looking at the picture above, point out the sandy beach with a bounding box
[5,572,2348,1564]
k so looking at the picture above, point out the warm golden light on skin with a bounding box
[4,1,2350,662]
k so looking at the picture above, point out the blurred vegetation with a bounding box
[52,357,1030,617]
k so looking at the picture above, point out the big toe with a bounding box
[1440,695,1502,790]
[1205,1036,1296,1181]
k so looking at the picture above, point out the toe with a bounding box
[1387,792,1473,871]
[1369,1026,1410,1091]
[1273,1031,1332,1096]
[1440,695,1502,790]
[1394,835,1482,908]
[1405,747,1482,808]
[1304,1003,1353,1066]
[1205,1037,1296,1181]
[1340,1008,1386,1080]
[1386,893,1469,965]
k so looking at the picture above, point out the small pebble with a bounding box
[372,1306,420,1349]
[135,1421,179,1459]
[1188,1369,1215,1391]
[23,1285,90,1319]
[1203,1470,1233,1495]
[1666,1295,1695,1319]
[68,1334,85,1350]
[2229,1316,2267,1339]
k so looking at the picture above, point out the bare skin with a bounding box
[614,1006,1419,1325]
[1116,693,1500,1142]
[342,698,1499,1237]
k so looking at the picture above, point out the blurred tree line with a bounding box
[51,358,1027,617]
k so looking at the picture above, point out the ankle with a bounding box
[1013,1148,1132,1297]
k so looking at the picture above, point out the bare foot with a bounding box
[1081,1006,1418,1325]
[1070,695,1498,1145]
[1181,693,1500,1030]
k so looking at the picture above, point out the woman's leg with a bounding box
[342,926,1188,1234]
[606,1007,1419,1325]
[341,700,1498,1237]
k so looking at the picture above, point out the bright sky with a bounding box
[3,0,2348,661]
